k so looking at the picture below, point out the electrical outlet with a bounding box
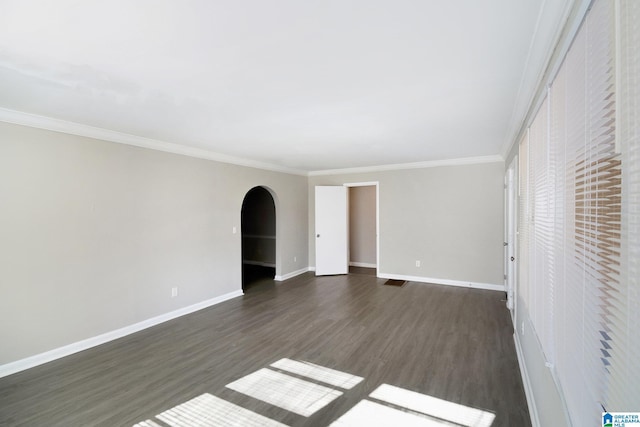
[521,321,525,335]
[415,260,421,267]
[232,226,237,234]
[294,256,297,262]
[171,287,178,298]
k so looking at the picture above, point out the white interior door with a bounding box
[315,186,348,275]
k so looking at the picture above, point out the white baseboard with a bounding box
[0,289,244,379]
[377,272,505,292]
[514,332,540,427]
[274,267,310,281]
[349,262,377,268]
[308,266,316,272]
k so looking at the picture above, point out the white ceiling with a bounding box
[0,0,571,173]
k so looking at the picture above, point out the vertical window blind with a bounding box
[517,0,639,425]
[613,0,640,412]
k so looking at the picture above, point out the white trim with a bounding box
[377,272,505,292]
[274,267,310,281]
[342,181,380,275]
[349,262,377,268]
[500,0,572,159]
[514,332,541,427]
[0,108,307,176]
[308,266,316,272]
[343,181,378,187]
[375,184,380,275]
[500,0,593,160]
[0,290,243,379]
[505,154,519,318]
[0,108,507,177]
[344,181,380,277]
[308,155,504,176]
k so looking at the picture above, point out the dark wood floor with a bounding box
[0,272,530,427]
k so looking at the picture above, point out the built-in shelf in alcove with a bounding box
[242,260,276,267]
[242,235,275,267]
[242,186,277,290]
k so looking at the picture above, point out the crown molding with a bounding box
[307,155,504,177]
[0,108,307,176]
[1,108,505,177]
[500,0,592,160]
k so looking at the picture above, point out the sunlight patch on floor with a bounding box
[155,393,287,427]
[330,399,450,427]
[370,384,495,427]
[133,419,163,427]
[270,358,363,389]
[226,367,343,417]
[132,361,494,426]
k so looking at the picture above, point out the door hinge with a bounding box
[504,274,507,280]
[503,242,508,246]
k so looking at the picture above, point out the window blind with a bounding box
[558,1,620,423]
[529,95,556,363]
[517,0,640,424]
[609,0,640,411]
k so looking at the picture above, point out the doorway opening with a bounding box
[241,186,276,292]
[348,185,377,277]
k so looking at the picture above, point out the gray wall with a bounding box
[0,121,308,365]
[0,121,505,367]
[309,162,505,285]
[348,186,376,266]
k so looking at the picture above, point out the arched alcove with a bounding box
[241,186,276,291]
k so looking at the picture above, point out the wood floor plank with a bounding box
[0,273,530,426]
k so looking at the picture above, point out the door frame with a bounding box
[504,156,518,319]
[344,181,380,277]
